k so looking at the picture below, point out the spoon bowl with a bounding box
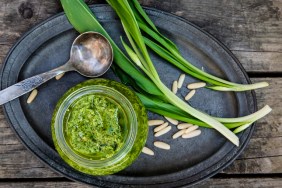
[70,32,113,77]
[0,32,113,105]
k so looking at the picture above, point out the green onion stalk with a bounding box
[60,0,272,146]
[128,0,269,92]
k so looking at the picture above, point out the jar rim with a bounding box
[54,85,138,168]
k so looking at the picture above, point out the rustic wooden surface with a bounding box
[0,0,281,187]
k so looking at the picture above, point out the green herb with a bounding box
[136,92,271,129]
[107,0,239,146]
[129,0,269,91]
[65,94,122,159]
[60,0,272,146]
[60,0,163,98]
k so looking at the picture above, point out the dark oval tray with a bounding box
[0,5,256,187]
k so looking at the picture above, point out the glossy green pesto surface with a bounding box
[52,79,148,175]
[64,94,123,159]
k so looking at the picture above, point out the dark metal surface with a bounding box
[0,32,113,105]
[0,5,256,187]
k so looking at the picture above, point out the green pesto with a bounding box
[64,94,123,159]
[52,79,148,175]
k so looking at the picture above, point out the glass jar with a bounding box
[51,79,148,175]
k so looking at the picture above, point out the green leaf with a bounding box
[136,92,250,129]
[108,0,240,146]
[62,0,270,146]
[215,105,272,123]
[233,122,253,133]
[144,37,230,87]
[60,0,163,97]
[131,0,158,32]
[108,0,160,78]
[136,93,189,116]
[154,79,239,146]
[148,108,210,128]
[129,0,179,52]
[128,0,269,91]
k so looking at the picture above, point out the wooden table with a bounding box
[0,0,281,187]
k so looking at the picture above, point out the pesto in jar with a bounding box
[64,94,124,159]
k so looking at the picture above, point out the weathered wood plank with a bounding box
[0,0,281,185]
[0,78,281,178]
[224,156,282,174]
[141,0,282,52]
[233,51,282,73]
[223,77,282,174]
[251,78,282,138]
[0,178,281,188]
[0,45,13,67]
[1,0,282,72]
[198,177,282,188]
[0,108,61,178]
[0,181,91,188]
[239,137,282,159]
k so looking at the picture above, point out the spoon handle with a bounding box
[0,64,71,105]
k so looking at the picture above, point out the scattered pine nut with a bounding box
[154,141,170,150]
[172,129,186,139]
[148,120,164,126]
[177,123,193,130]
[185,89,196,101]
[187,82,206,89]
[185,125,199,134]
[164,116,178,125]
[177,74,185,88]
[55,73,65,80]
[182,130,201,139]
[154,122,169,132]
[155,126,172,137]
[172,80,178,94]
[27,89,38,104]
[142,147,154,156]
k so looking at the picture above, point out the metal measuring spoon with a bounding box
[0,32,113,105]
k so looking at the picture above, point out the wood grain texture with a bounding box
[141,0,282,52]
[0,0,282,187]
[198,177,282,188]
[0,181,91,188]
[0,78,281,178]
[0,178,281,188]
[233,51,282,73]
[1,0,282,72]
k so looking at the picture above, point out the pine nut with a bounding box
[27,89,38,104]
[185,125,199,134]
[182,130,201,139]
[177,123,193,129]
[172,80,178,94]
[155,126,172,137]
[154,122,169,132]
[172,129,186,139]
[154,141,170,150]
[185,90,196,101]
[164,116,178,125]
[55,73,65,80]
[148,120,164,126]
[177,74,185,88]
[142,147,154,156]
[187,82,206,89]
